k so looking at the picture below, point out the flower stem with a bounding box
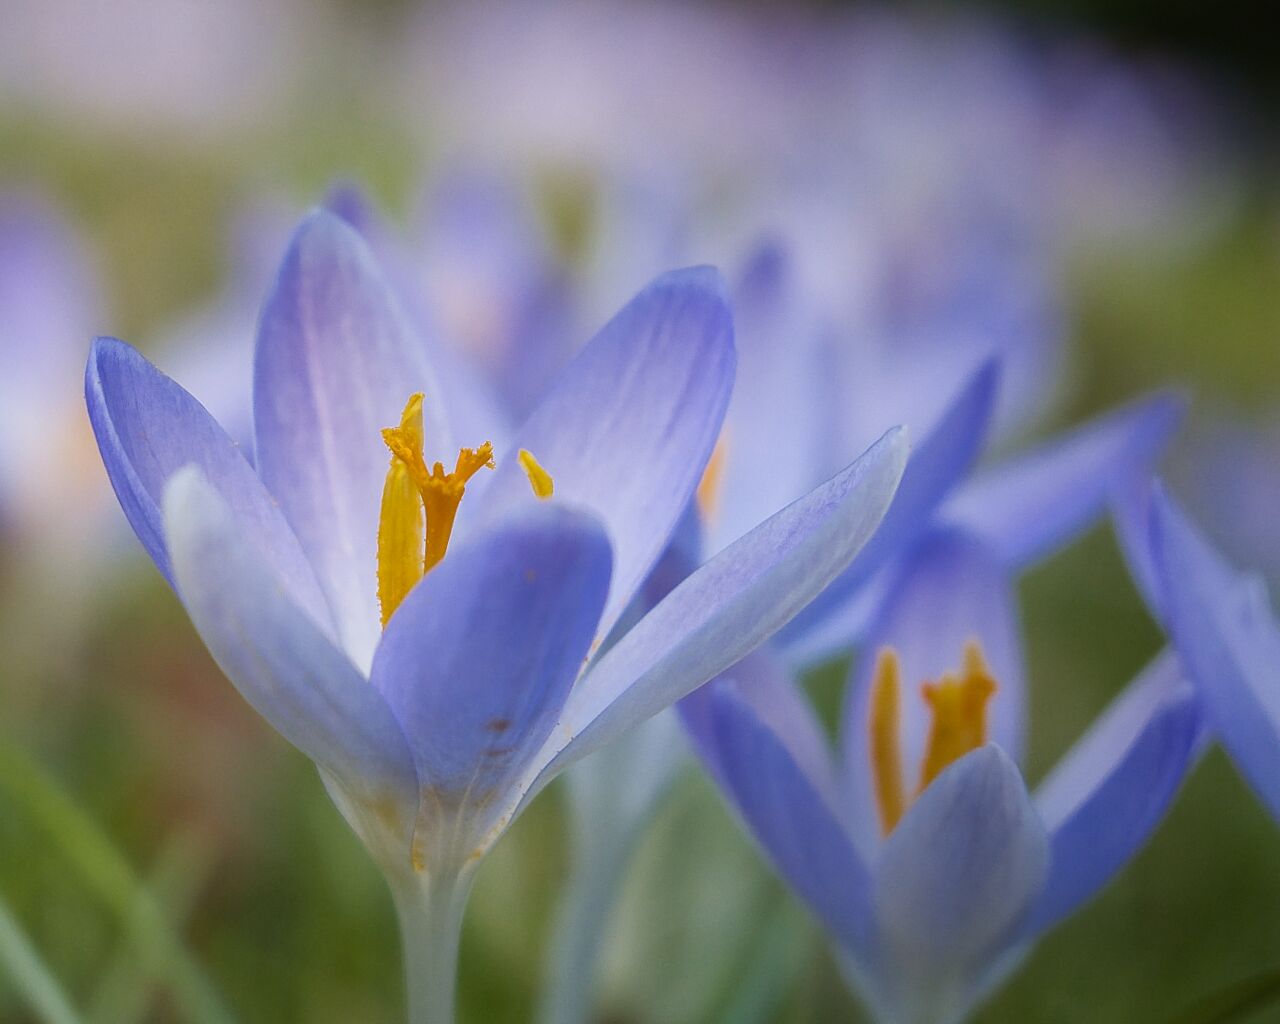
[391,870,474,1024]
[536,829,632,1024]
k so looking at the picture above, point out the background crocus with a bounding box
[0,191,102,541]
[85,209,909,1020]
[683,522,1200,1024]
[536,231,1180,1020]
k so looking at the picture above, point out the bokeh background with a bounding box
[2,1,1278,1022]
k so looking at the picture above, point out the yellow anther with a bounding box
[518,449,554,499]
[377,395,427,628]
[696,434,729,522]
[376,394,495,627]
[868,639,998,836]
[869,648,907,835]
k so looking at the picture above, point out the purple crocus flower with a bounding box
[539,236,1181,1024]
[0,191,102,537]
[683,523,1199,1024]
[1132,484,1280,824]
[85,210,908,1021]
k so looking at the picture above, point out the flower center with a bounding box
[869,639,997,836]
[376,393,553,627]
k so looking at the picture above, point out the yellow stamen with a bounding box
[376,458,424,629]
[869,647,907,835]
[377,395,428,629]
[518,449,554,499]
[917,641,997,791]
[696,434,729,522]
[869,639,998,835]
[376,394,495,626]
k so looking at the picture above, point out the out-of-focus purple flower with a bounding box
[533,235,1178,1022]
[1041,44,1239,255]
[154,197,300,453]
[0,0,311,138]
[0,192,103,538]
[683,525,1199,1023]
[399,0,813,176]
[85,209,909,1018]
[665,243,1188,1020]
[398,3,1234,263]
[719,247,1183,666]
[412,170,576,421]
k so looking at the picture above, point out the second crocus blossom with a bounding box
[683,526,1199,1024]
[85,209,908,1023]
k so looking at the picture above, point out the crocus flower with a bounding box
[540,236,1178,1023]
[85,209,908,1021]
[1135,484,1280,823]
[683,525,1200,1024]
[0,191,102,539]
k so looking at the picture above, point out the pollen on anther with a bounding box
[518,448,554,499]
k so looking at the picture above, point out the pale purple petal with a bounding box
[873,746,1048,1023]
[1029,652,1198,932]
[370,506,611,820]
[85,336,331,630]
[683,679,874,958]
[253,210,446,667]
[534,426,908,784]
[940,392,1184,568]
[163,467,417,841]
[473,266,735,646]
[1154,489,1280,821]
[779,358,999,665]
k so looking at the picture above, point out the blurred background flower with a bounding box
[3,1,1279,1022]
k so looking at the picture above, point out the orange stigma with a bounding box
[869,639,997,835]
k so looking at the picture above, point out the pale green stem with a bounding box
[390,870,474,1024]
[536,829,633,1024]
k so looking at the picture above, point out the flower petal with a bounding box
[1153,488,1280,821]
[681,648,840,808]
[253,210,446,668]
[1028,652,1199,933]
[163,467,417,842]
[681,678,873,958]
[472,266,735,646]
[540,426,908,783]
[779,358,1000,665]
[85,336,331,630]
[841,529,1026,857]
[941,392,1185,568]
[369,505,612,827]
[873,746,1048,1023]
[1109,474,1165,622]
